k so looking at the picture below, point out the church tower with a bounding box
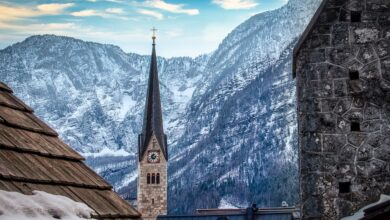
[137,29,168,220]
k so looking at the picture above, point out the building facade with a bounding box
[137,34,168,220]
[293,0,390,219]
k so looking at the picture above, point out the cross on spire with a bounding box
[151,27,157,44]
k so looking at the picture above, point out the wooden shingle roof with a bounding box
[0,82,141,219]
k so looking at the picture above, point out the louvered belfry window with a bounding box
[156,173,160,184]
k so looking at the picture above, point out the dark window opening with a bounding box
[152,173,156,184]
[339,9,347,22]
[152,198,154,204]
[351,122,360,131]
[147,173,150,184]
[351,11,361,22]
[349,70,359,80]
[156,173,160,184]
[339,182,351,193]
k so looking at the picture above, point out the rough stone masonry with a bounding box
[294,0,390,219]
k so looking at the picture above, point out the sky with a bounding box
[0,0,288,57]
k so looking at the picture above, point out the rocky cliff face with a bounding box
[0,0,322,214]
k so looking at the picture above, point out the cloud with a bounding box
[145,0,199,15]
[106,0,126,3]
[212,0,258,10]
[105,8,125,14]
[0,3,74,21]
[0,21,77,32]
[164,29,183,38]
[71,9,100,17]
[138,9,164,20]
[71,8,127,19]
[36,3,75,14]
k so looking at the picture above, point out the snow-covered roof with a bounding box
[0,190,95,220]
[0,81,140,219]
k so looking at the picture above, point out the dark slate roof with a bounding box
[361,199,390,220]
[139,41,167,161]
[0,82,141,219]
[157,207,300,220]
[292,0,328,78]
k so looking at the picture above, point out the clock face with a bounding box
[147,151,160,163]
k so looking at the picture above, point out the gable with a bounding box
[139,133,167,164]
[292,0,328,77]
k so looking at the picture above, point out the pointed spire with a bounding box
[139,28,167,161]
[151,27,157,45]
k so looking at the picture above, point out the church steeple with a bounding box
[137,28,168,220]
[138,28,167,162]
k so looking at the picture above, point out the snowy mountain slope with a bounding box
[0,35,208,155]
[167,0,321,213]
[168,41,299,213]
[0,0,322,214]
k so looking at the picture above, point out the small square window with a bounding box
[351,11,361,23]
[351,122,360,131]
[339,182,351,193]
[349,70,359,80]
[339,9,347,22]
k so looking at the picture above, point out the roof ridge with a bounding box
[0,82,13,93]
[0,176,112,190]
[0,101,33,113]
[0,119,58,137]
[292,0,328,77]
[0,144,84,161]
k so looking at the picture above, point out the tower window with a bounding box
[147,173,151,184]
[339,182,351,193]
[351,11,361,23]
[156,173,160,184]
[349,70,359,80]
[351,122,360,131]
[152,173,156,184]
[339,9,347,22]
[152,199,154,205]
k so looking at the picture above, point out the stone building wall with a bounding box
[295,0,390,219]
[138,135,168,220]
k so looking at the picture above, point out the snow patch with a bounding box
[118,94,136,120]
[115,169,138,190]
[82,147,131,158]
[219,198,239,209]
[0,190,96,220]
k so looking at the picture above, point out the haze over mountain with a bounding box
[0,0,322,213]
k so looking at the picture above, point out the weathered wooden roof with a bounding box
[0,82,141,219]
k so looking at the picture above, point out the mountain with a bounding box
[0,0,322,214]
